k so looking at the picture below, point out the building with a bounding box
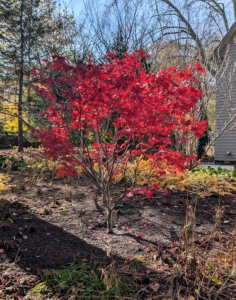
[214,22,236,163]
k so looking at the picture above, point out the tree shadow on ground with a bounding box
[0,198,120,273]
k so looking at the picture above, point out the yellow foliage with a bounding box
[0,173,10,190]
[28,158,59,171]
[113,156,158,185]
[0,102,27,133]
[0,182,5,190]
[74,165,83,173]
[29,156,236,196]
[111,157,236,196]
[158,171,236,196]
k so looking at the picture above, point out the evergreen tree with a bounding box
[0,0,78,151]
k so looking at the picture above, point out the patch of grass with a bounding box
[30,259,137,299]
[128,258,142,273]
[29,282,48,295]
[0,154,27,171]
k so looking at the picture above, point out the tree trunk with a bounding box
[233,0,236,22]
[106,208,113,234]
[102,185,114,234]
[18,0,24,152]
[197,100,209,160]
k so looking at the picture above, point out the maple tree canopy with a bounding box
[33,51,207,184]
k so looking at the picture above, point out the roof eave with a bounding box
[214,22,236,57]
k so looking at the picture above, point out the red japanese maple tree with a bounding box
[33,51,206,233]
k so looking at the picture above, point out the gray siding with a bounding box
[215,31,236,162]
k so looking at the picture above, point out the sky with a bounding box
[59,0,107,17]
[59,0,85,16]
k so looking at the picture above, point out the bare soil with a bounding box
[0,149,236,299]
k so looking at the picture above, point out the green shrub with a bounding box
[0,155,27,171]
[191,165,236,179]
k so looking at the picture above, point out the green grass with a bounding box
[29,259,137,299]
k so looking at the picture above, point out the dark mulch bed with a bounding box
[0,150,235,299]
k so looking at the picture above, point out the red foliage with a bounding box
[195,62,206,74]
[33,51,206,183]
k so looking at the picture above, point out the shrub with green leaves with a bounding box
[191,165,236,179]
[0,155,27,171]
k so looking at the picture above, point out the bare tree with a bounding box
[147,0,235,158]
[82,0,159,61]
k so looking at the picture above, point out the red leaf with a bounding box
[92,142,100,149]
[33,50,205,206]
[127,192,134,198]
[136,232,144,237]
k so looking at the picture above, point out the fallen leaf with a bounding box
[149,282,160,292]
[195,289,200,296]
[28,275,38,283]
[127,192,134,198]
[106,247,112,257]
[119,265,129,272]
[161,273,168,279]
[169,247,180,255]
[136,232,144,237]
[68,296,77,300]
